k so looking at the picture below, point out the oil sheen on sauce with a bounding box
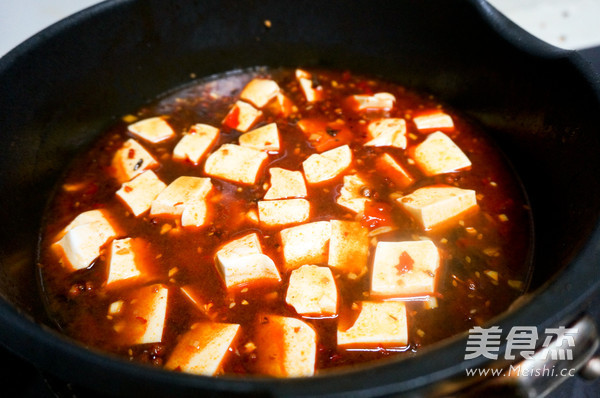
[38,67,532,376]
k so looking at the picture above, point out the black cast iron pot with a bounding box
[0,0,599,396]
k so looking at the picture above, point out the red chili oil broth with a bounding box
[37,67,532,375]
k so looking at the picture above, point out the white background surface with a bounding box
[1,0,600,57]
[488,0,600,50]
[0,0,100,56]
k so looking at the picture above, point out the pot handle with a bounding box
[509,314,599,396]
[462,314,599,397]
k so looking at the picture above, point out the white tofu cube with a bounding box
[375,153,414,189]
[111,139,159,183]
[53,210,117,271]
[172,123,219,165]
[348,92,395,112]
[240,78,280,108]
[267,92,295,117]
[217,232,262,258]
[204,144,269,185]
[371,240,440,297]
[128,116,176,144]
[222,100,262,132]
[258,199,310,227]
[239,123,280,152]
[150,176,212,217]
[413,111,454,132]
[336,174,370,214]
[106,238,142,287]
[285,265,337,316]
[215,250,280,289]
[114,284,169,345]
[264,167,307,200]
[296,69,323,103]
[56,209,113,239]
[397,185,478,229]
[181,200,208,228]
[280,221,331,271]
[116,170,166,217]
[365,118,407,148]
[328,220,369,278]
[165,322,240,376]
[135,284,169,344]
[337,301,408,347]
[411,131,471,176]
[303,144,352,184]
[254,315,317,377]
[215,233,281,289]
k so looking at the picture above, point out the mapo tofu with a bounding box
[38,68,532,376]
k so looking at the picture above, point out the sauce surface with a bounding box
[38,67,532,376]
